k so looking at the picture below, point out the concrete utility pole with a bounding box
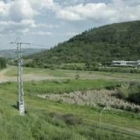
[11,42,30,115]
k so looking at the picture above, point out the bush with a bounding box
[117,84,130,99]
[62,114,82,125]
[0,57,6,69]
[64,79,71,84]
[117,82,140,105]
[75,74,80,80]
[49,113,82,126]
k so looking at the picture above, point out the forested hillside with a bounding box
[26,20,140,67]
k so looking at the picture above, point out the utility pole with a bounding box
[11,42,30,115]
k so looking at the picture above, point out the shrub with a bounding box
[117,82,140,105]
[117,84,130,99]
[54,80,62,84]
[49,113,82,126]
[75,74,80,80]
[64,79,71,84]
[62,114,82,125]
[0,57,6,69]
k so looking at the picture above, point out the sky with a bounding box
[0,0,140,50]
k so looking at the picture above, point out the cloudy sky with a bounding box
[0,0,140,49]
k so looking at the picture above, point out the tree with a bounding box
[0,57,6,69]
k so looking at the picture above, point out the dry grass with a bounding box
[38,90,140,112]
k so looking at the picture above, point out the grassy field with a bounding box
[0,67,140,139]
[4,66,140,82]
[0,79,121,94]
[0,81,140,140]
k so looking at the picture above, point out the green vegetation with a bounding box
[0,57,6,69]
[0,79,120,95]
[5,66,68,77]
[0,80,140,140]
[1,20,140,139]
[117,82,140,105]
[25,20,140,68]
[5,66,140,82]
[1,66,140,139]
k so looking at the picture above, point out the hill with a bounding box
[0,48,44,59]
[26,20,140,67]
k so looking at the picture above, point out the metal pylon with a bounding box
[17,43,25,115]
[11,41,30,115]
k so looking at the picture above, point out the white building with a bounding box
[112,60,140,67]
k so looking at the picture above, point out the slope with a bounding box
[26,20,140,66]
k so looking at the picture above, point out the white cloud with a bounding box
[33,23,60,29]
[0,19,35,35]
[54,0,140,23]
[0,19,35,28]
[0,19,58,35]
[9,0,37,22]
[56,3,115,21]
[0,0,11,16]
[1,0,140,50]
[28,0,58,12]
[0,0,40,22]
[29,31,52,36]
[56,9,82,21]
[65,31,79,36]
[21,19,35,27]
[0,1,6,14]
[1,0,140,24]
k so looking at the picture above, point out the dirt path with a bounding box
[0,68,65,83]
[0,69,16,83]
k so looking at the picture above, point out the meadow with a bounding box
[4,66,140,81]
[0,66,140,140]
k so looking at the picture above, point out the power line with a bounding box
[11,41,30,115]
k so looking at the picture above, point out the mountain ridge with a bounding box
[26,20,140,67]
